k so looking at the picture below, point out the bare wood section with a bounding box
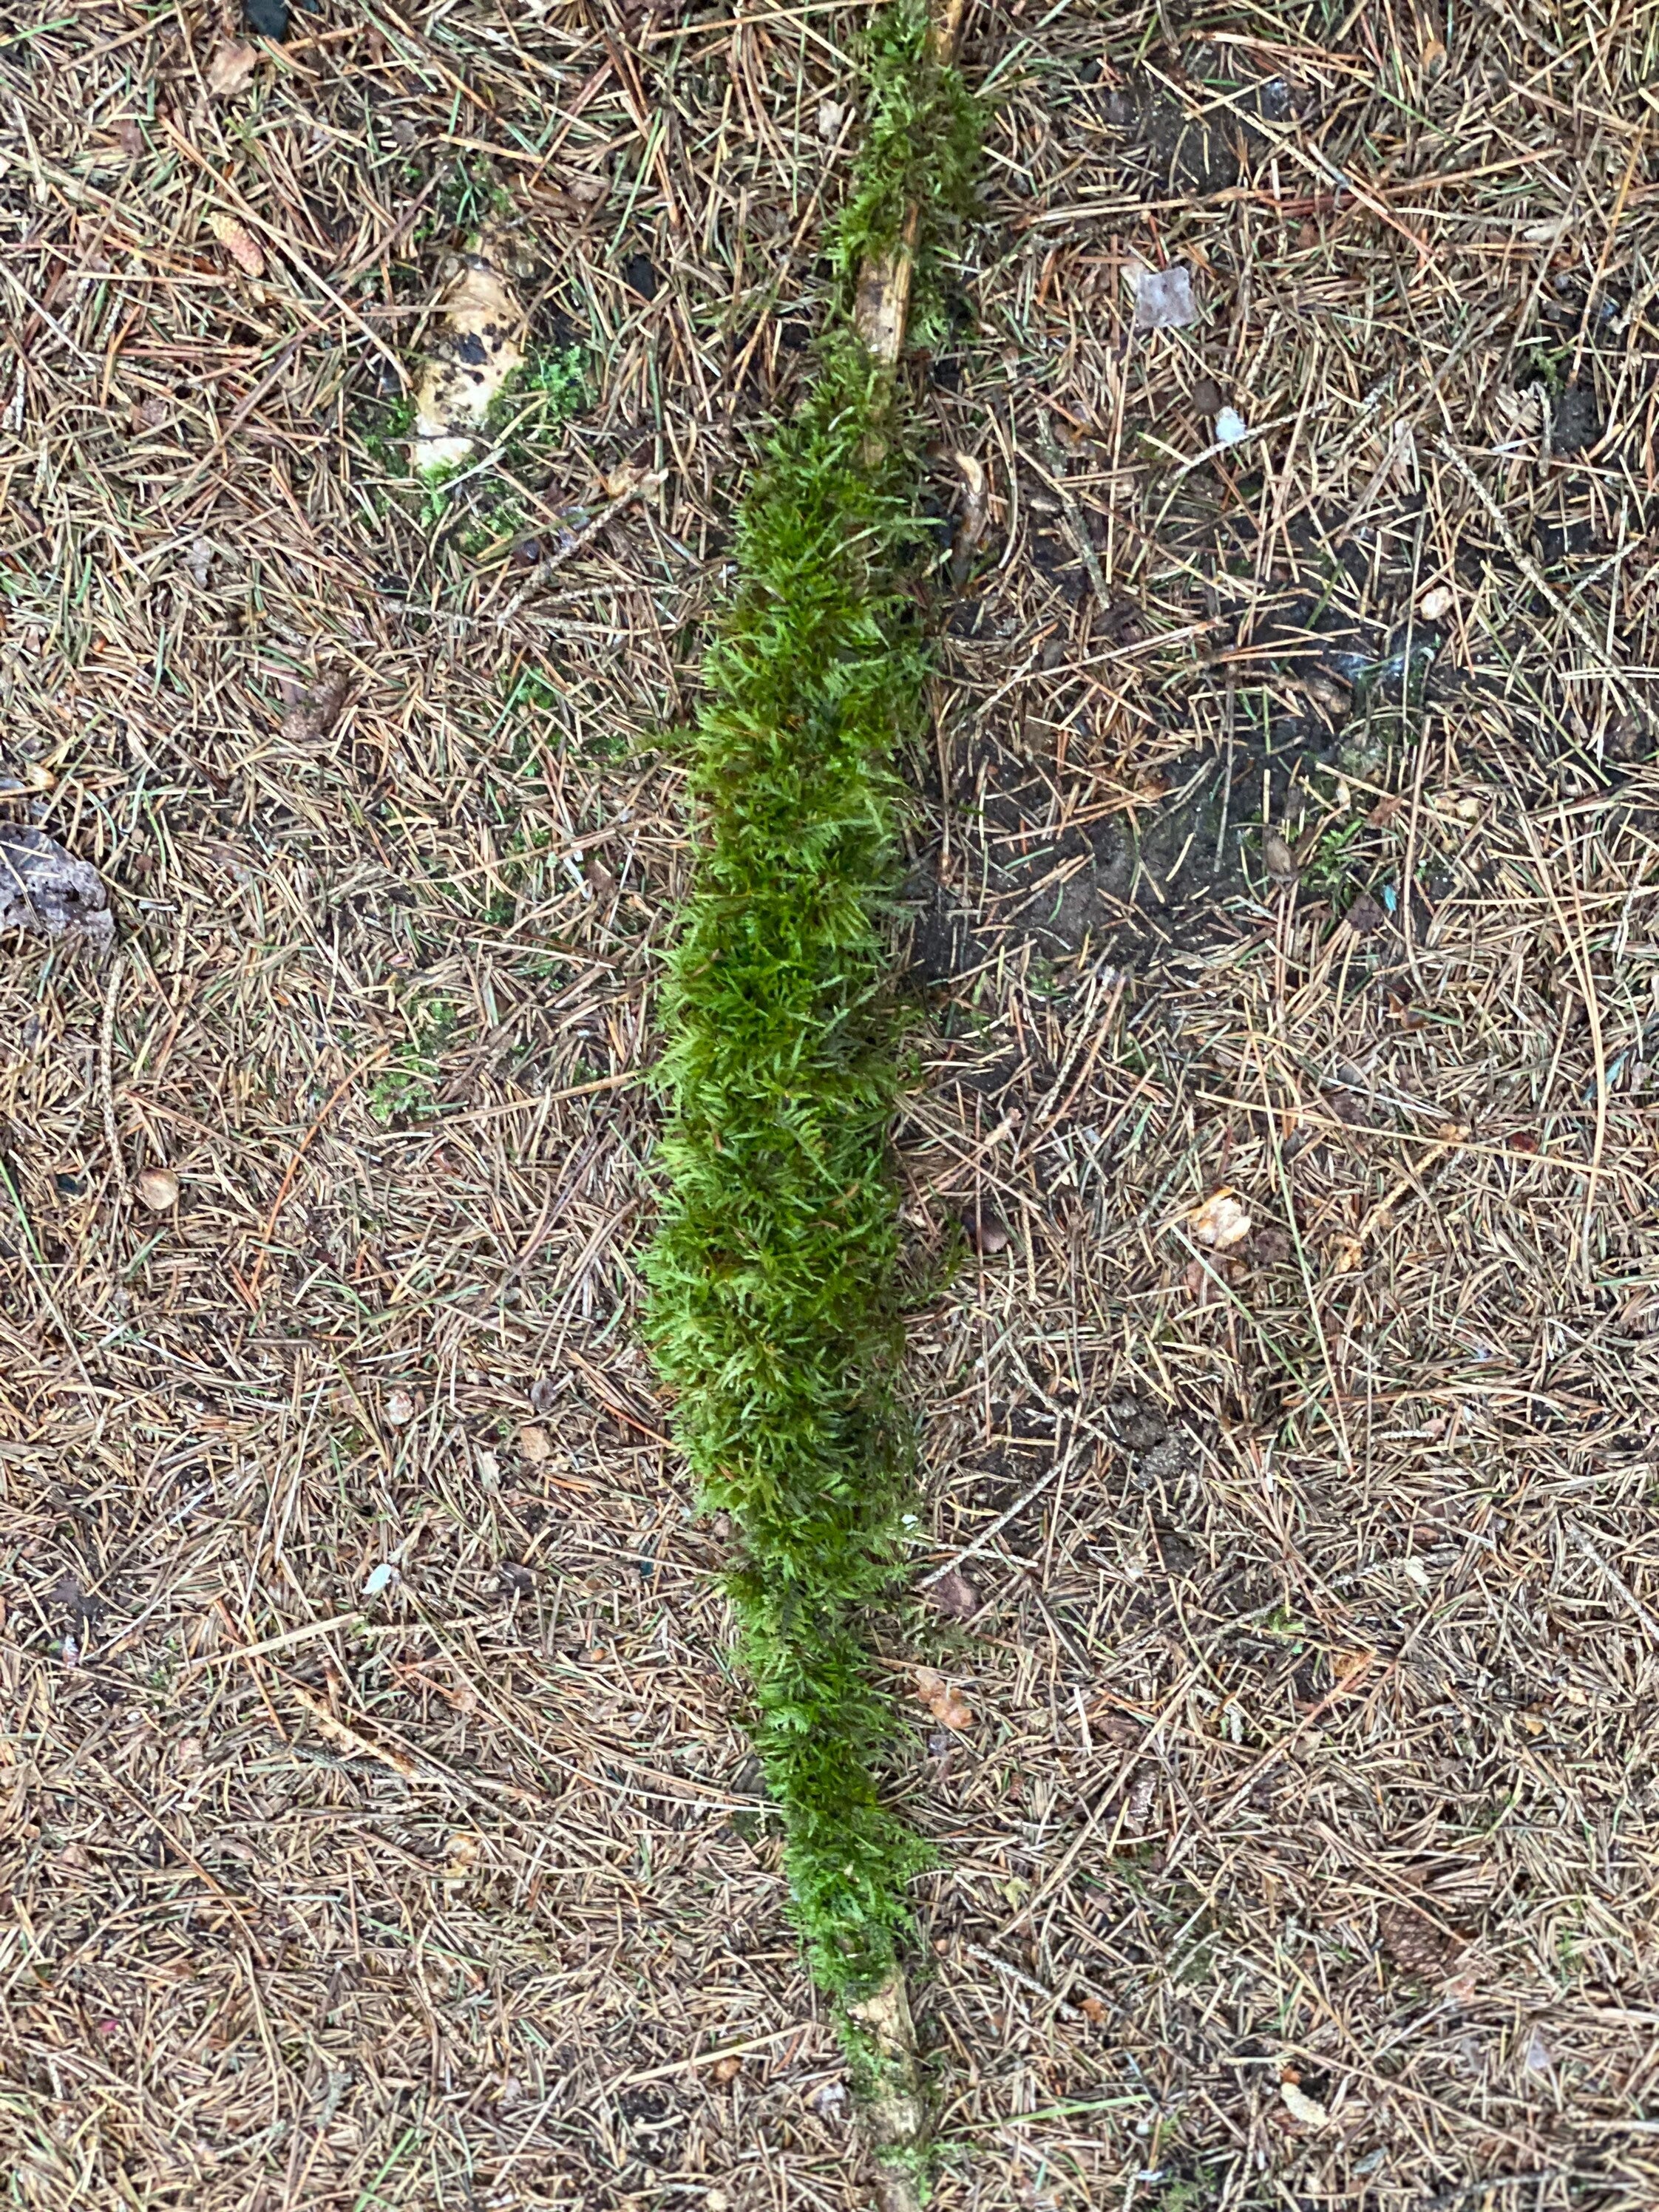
[844,1970,928,2212]
[852,0,968,363]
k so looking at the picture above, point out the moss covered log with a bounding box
[645,0,977,2169]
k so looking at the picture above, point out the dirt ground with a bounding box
[4,1,1659,2206]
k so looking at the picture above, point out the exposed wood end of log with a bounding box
[845,1969,929,2212]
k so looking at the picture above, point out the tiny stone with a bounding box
[384,1387,417,1427]
[960,1204,1009,1255]
[1263,830,1298,883]
[135,1167,179,1212]
[519,1424,552,1464]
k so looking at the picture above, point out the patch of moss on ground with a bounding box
[370,996,458,1126]
[645,0,980,2018]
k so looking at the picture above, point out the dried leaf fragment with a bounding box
[600,455,651,501]
[279,671,351,747]
[1263,830,1298,883]
[440,1831,481,1900]
[1329,1232,1365,1275]
[135,1167,180,1212]
[206,40,258,97]
[925,1567,981,1622]
[914,1669,973,1731]
[206,211,265,278]
[0,827,115,952]
[1188,1190,1252,1251]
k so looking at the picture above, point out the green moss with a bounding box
[436,153,512,230]
[370,997,457,1126]
[831,0,980,323]
[645,339,934,1996]
[645,3,978,2010]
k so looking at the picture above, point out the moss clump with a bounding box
[647,337,933,1996]
[645,0,978,2011]
[831,0,980,317]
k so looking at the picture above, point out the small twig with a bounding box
[496,472,665,622]
[963,1943,1079,2021]
[613,2026,815,2090]
[1569,1521,1659,1643]
[918,1433,1080,1586]
[1035,418,1110,609]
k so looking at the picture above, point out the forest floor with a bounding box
[4,1,1659,2208]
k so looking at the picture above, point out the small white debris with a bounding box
[1215,405,1249,447]
[1132,262,1198,334]
[1419,586,1453,620]
[1280,2078,1331,2128]
[384,1387,417,1427]
[362,1562,396,1599]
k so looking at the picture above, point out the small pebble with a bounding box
[519,1423,552,1464]
[1191,375,1224,418]
[135,1167,179,1212]
[961,1204,1009,1256]
[1263,830,1298,883]
[384,1387,417,1426]
[1419,585,1453,620]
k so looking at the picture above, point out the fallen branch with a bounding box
[646,4,979,2202]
